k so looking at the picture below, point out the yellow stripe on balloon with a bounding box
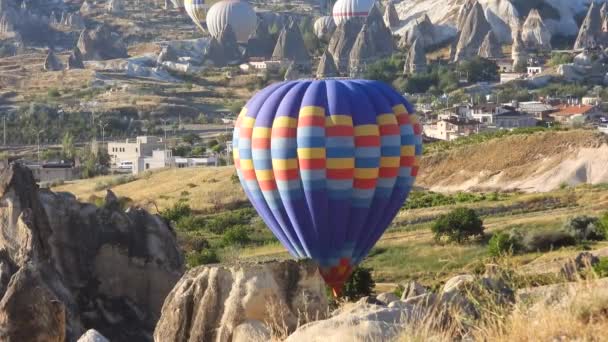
[299,106,325,117]
[239,159,253,170]
[354,125,379,136]
[393,104,408,114]
[354,168,378,179]
[327,158,355,169]
[410,115,419,125]
[272,159,298,170]
[273,116,298,128]
[252,127,271,138]
[240,116,255,128]
[297,148,326,159]
[326,115,353,126]
[380,157,400,167]
[255,170,275,181]
[233,149,240,159]
[401,146,415,156]
[377,114,397,125]
[238,107,248,118]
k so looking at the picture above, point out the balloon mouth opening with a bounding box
[319,262,354,298]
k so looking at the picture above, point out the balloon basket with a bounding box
[319,258,354,298]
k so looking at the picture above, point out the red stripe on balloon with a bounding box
[355,136,380,146]
[326,125,354,136]
[379,125,400,135]
[354,178,377,189]
[397,115,410,125]
[299,158,326,169]
[379,167,399,178]
[400,156,415,167]
[327,169,355,179]
[252,138,270,149]
[271,127,297,138]
[258,180,277,191]
[242,169,256,180]
[239,127,253,138]
[274,169,299,180]
[413,123,422,135]
[411,166,419,177]
[298,116,325,127]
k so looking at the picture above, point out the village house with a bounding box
[518,101,556,121]
[549,104,604,124]
[423,117,480,141]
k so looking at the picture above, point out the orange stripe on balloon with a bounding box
[258,180,278,191]
[298,116,325,127]
[242,169,256,180]
[239,127,253,138]
[252,138,270,149]
[274,169,299,180]
[271,127,297,138]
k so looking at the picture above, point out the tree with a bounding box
[342,267,375,300]
[432,208,484,243]
[61,132,75,160]
[183,133,201,145]
[364,58,403,84]
[457,57,499,83]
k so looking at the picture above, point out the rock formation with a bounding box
[284,62,301,80]
[316,49,338,78]
[44,49,63,71]
[404,39,427,74]
[456,0,476,33]
[454,1,491,62]
[522,9,552,52]
[0,13,18,38]
[106,0,124,15]
[245,21,275,59]
[77,330,109,342]
[398,14,436,50]
[349,4,393,75]
[574,1,605,50]
[157,44,178,64]
[154,260,328,342]
[77,25,129,61]
[204,24,242,67]
[67,47,85,69]
[383,2,400,29]
[478,31,502,58]
[0,163,184,341]
[313,16,336,42]
[63,13,86,30]
[512,29,528,69]
[80,0,93,14]
[272,21,311,69]
[328,19,362,73]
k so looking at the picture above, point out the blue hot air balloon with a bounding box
[233,79,422,295]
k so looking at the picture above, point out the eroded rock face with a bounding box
[77,25,128,61]
[272,21,310,69]
[316,49,338,78]
[0,163,184,341]
[384,2,400,29]
[398,14,437,49]
[455,1,491,62]
[328,19,362,73]
[44,49,63,71]
[403,39,426,74]
[349,4,393,76]
[245,20,275,59]
[204,24,242,67]
[478,30,502,58]
[522,9,551,52]
[574,1,605,50]
[154,260,328,342]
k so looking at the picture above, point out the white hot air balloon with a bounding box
[170,0,184,9]
[313,16,336,41]
[206,0,257,43]
[332,0,375,26]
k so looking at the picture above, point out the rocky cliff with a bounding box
[77,25,129,61]
[478,30,502,58]
[574,1,605,50]
[328,20,362,73]
[521,9,552,52]
[454,1,491,62]
[0,163,184,341]
[272,21,311,68]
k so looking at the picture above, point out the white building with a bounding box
[107,136,165,167]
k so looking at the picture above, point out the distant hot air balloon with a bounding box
[170,0,184,10]
[332,0,375,26]
[313,16,336,41]
[233,80,423,295]
[206,0,257,44]
[184,0,220,32]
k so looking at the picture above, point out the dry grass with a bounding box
[53,166,245,212]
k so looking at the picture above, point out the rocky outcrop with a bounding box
[574,1,605,50]
[284,62,301,81]
[383,2,400,29]
[272,21,310,69]
[156,44,178,64]
[77,330,109,342]
[77,25,128,61]
[512,29,527,68]
[44,49,63,71]
[316,50,338,78]
[0,13,18,39]
[313,16,336,42]
[67,47,85,69]
[522,9,552,52]
[349,4,393,76]
[245,21,275,59]
[204,24,242,67]
[328,19,362,73]
[454,1,491,62]
[478,30,502,58]
[62,13,86,30]
[80,0,93,14]
[456,0,476,33]
[398,14,437,49]
[154,260,328,342]
[403,38,427,74]
[0,163,184,341]
[106,0,124,15]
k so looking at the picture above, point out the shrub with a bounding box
[488,231,522,257]
[342,266,375,300]
[593,258,608,278]
[598,212,608,239]
[221,225,251,246]
[186,249,219,268]
[204,208,256,234]
[432,208,484,243]
[161,202,192,223]
[563,216,604,243]
[175,215,206,231]
[520,229,576,252]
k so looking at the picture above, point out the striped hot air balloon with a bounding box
[332,0,375,25]
[184,0,220,32]
[206,0,257,44]
[232,79,422,295]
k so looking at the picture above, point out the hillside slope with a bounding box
[419,130,608,192]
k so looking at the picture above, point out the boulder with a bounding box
[517,277,608,307]
[272,20,310,70]
[77,25,128,61]
[478,30,502,58]
[44,49,63,71]
[245,20,275,59]
[400,280,427,300]
[232,320,271,342]
[316,49,338,78]
[154,260,328,342]
[383,2,399,29]
[376,292,399,305]
[454,1,491,62]
[328,19,362,73]
[442,274,476,294]
[574,1,605,50]
[77,329,109,342]
[521,9,552,52]
[67,47,85,69]
[0,163,184,340]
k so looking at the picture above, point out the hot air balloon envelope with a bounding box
[206,0,257,44]
[232,79,422,295]
[332,0,375,25]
